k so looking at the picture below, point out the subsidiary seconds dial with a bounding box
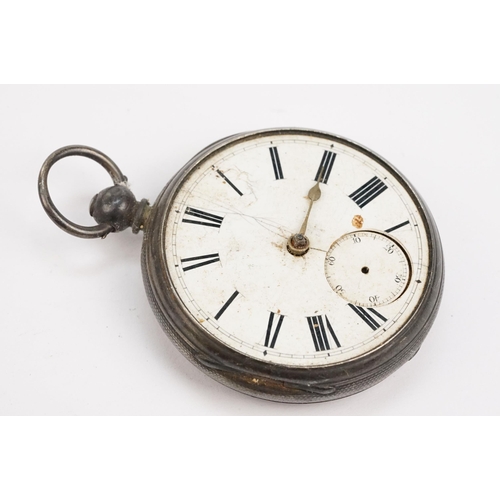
[325,231,412,307]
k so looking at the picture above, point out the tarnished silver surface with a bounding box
[38,145,145,238]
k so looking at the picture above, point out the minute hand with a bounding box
[299,181,322,236]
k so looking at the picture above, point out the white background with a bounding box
[1,84,498,416]
[2,1,499,497]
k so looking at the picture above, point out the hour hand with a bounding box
[287,181,322,256]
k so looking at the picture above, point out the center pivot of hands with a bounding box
[287,233,310,256]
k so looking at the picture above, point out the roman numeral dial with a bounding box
[165,132,431,371]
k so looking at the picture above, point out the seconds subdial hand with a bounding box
[287,180,322,256]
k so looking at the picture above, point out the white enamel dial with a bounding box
[324,231,412,307]
[164,132,430,367]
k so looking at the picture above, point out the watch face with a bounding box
[163,130,430,368]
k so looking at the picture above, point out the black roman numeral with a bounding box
[214,290,240,320]
[264,312,284,348]
[307,315,341,352]
[182,207,224,228]
[349,176,388,208]
[348,304,388,331]
[315,150,336,184]
[385,220,410,233]
[181,253,220,272]
[216,169,243,196]
[269,147,284,180]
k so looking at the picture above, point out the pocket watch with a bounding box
[38,128,444,403]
